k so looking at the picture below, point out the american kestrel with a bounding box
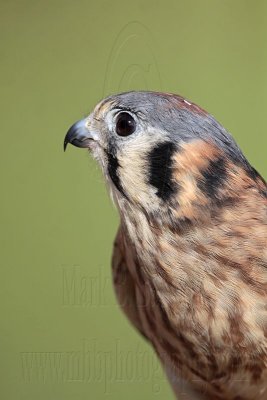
[64,91,267,400]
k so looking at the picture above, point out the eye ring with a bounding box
[115,112,136,137]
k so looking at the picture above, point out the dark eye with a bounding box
[115,112,136,137]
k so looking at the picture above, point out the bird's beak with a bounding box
[64,119,97,151]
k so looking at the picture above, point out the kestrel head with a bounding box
[64,91,262,218]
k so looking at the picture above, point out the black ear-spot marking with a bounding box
[148,142,176,201]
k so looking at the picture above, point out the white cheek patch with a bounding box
[116,128,169,210]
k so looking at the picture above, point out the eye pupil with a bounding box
[115,112,136,136]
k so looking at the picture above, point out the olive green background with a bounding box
[1,1,266,399]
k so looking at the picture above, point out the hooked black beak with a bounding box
[64,119,95,151]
